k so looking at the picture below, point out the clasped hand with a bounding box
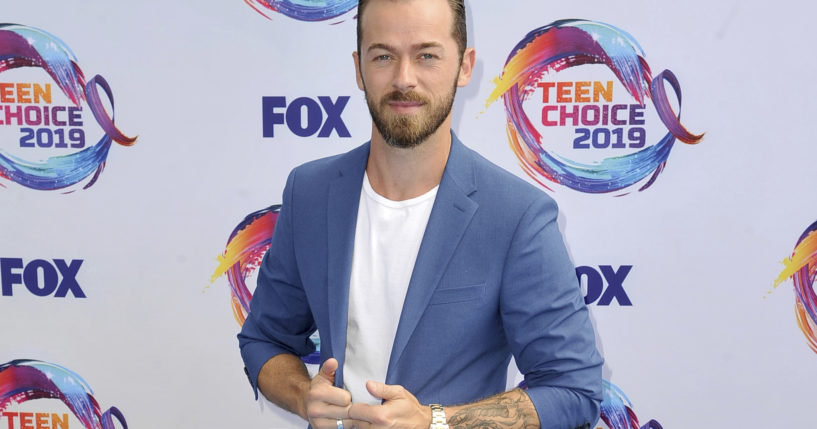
[306,358,431,429]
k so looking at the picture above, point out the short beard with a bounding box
[364,81,457,149]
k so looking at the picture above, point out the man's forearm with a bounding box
[445,388,540,429]
[256,353,311,420]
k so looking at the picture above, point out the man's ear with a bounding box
[457,47,476,87]
[353,51,365,91]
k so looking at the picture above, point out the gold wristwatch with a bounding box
[429,404,449,429]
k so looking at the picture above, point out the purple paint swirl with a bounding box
[487,19,703,194]
[600,380,663,429]
[0,24,135,191]
[0,359,127,429]
[244,0,357,22]
[210,205,321,364]
[773,220,817,354]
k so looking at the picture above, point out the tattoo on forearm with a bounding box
[447,389,539,429]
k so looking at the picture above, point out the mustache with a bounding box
[383,91,429,104]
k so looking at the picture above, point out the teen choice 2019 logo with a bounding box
[209,205,321,364]
[244,0,357,22]
[773,220,817,355]
[0,359,127,429]
[0,24,135,192]
[486,19,703,195]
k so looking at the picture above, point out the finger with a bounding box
[310,417,357,429]
[348,418,371,429]
[342,418,361,429]
[308,383,352,407]
[365,380,405,401]
[306,401,350,421]
[319,358,339,382]
[307,401,351,420]
[347,402,383,425]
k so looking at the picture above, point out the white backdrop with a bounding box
[1,1,815,428]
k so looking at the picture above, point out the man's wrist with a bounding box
[429,404,449,429]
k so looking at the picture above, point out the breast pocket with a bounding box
[428,284,485,305]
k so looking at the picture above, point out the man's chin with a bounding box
[377,121,426,148]
[383,135,426,149]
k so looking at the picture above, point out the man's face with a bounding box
[354,0,473,148]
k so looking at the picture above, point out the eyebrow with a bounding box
[367,41,444,53]
[415,41,444,50]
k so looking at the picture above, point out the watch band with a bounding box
[429,404,449,429]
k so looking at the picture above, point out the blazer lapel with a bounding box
[385,135,478,383]
[326,143,369,386]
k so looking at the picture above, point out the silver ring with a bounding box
[336,418,344,429]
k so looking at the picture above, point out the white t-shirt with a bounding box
[343,172,438,404]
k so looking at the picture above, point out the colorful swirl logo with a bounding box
[486,19,703,194]
[0,359,127,429]
[599,380,662,429]
[244,0,357,22]
[209,205,320,364]
[773,220,817,354]
[0,24,135,192]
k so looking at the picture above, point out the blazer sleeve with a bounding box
[237,169,317,399]
[499,195,604,429]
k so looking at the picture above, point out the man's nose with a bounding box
[392,59,417,92]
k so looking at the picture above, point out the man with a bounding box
[238,0,603,428]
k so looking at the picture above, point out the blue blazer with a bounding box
[239,133,603,429]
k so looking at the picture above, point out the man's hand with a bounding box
[307,358,355,429]
[347,381,432,429]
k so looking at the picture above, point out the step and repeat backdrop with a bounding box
[1,1,815,428]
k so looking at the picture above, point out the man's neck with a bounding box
[366,124,452,201]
